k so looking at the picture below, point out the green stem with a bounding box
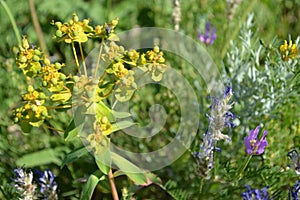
[235,154,253,182]
[0,0,21,46]
[71,42,81,75]
[94,39,104,78]
[199,178,204,194]
[220,0,257,60]
[28,0,49,57]
[79,42,88,77]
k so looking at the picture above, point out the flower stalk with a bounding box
[108,169,119,200]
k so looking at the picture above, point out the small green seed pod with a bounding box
[55,63,62,69]
[39,92,46,99]
[56,30,63,37]
[14,117,19,123]
[19,55,27,63]
[51,78,58,85]
[59,73,66,80]
[32,55,40,62]
[34,49,41,56]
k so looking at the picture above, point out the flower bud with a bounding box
[83,19,89,25]
[51,78,58,85]
[111,18,119,26]
[101,116,108,124]
[28,85,34,92]
[73,14,79,22]
[44,58,50,66]
[153,45,160,53]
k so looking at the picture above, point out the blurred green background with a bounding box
[0,0,300,199]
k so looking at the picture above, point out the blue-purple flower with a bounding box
[12,168,36,199]
[242,185,269,200]
[289,181,300,200]
[35,169,58,199]
[193,81,236,176]
[244,126,268,155]
[287,149,300,176]
[198,22,217,45]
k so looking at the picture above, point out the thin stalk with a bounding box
[199,178,204,193]
[94,39,104,78]
[235,154,253,182]
[28,0,49,57]
[108,169,119,200]
[71,42,81,75]
[79,42,88,77]
[0,0,21,46]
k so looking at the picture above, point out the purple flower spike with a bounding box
[289,181,300,200]
[244,126,268,155]
[198,22,217,45]
[242,185,269,200]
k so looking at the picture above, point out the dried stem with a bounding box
[28,0,49,57]
[108,169,119,200]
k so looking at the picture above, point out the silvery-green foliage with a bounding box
[224,13,299,130]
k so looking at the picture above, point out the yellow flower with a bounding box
[52,12,93,43]
[280,40,298,61]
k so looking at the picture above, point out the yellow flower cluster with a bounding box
[14,85,49,132]
[52,12,119,43]
[100,42,167,102]
[16,37,42,77]
[280,40,298,61]
[14,37,72,132]
[139,45,167,81]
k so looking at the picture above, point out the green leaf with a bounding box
[64,106,86,141]
[95,149,111,175]
[64,119,78,141]
[108,120,136,134]
[111,110,131,119]
[111,152,147,185]
[61,146,89,168]
[16,147,69,167]
[80,174,105,200]
[95,101,114,121]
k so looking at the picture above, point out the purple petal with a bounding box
[256,130,268,154]
[205,22,211,32]
[244,136,253,154]
[210,27,217,44]
[250,126,260,140]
